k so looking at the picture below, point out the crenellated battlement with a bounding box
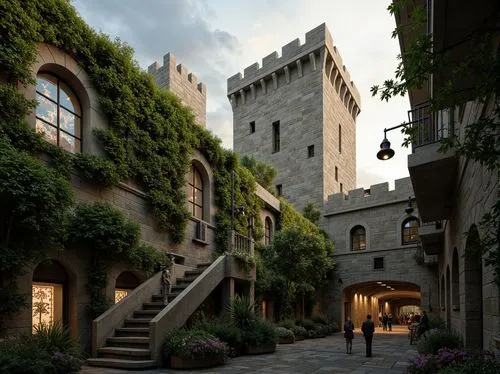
[148,52,206,95]
[227,23,360,112]
[148,52,207,126]
[324,177,414,214]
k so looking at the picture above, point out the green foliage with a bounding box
[297,318,316,331]
[68,201,140,259]
[196,321,242,355]
[225,295,256,331]
[32,322,83,359]
[417,329,463,355]
[242,320,277,347]
[0,327,82,374]
[428,315,445,330]
[127,243,170,276]
[240,155,277,191]
[303,202,321,224]
[311,314,328,325]
[277,319,296,330]
[72,153,120,187]
[275,326,294,339]
[163,328,228,360]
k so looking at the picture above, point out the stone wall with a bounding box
[148,52,207,127]
[228,23,360,213]
[436,99,499,350]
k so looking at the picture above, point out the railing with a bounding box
[409,102,454,149]
[234,231,253,253]
[421,220,443,230]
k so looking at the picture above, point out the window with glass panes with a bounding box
[35,73,81,153]
[188,165,203,219]
[351,225,366,250]
[402,218,419,244]
[265,217,272,245]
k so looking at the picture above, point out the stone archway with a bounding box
[32,260,69,332]
[341,280,421,329]
[114,271,140,303]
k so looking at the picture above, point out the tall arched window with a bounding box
[351,225,366,250]
[402,217,419,245]
[264,217,273,246]
[188,165,203,219]
[36,73,81,153]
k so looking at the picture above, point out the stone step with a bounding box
[176,276,197,285]
[197,262,212,269]
[107,336,150,349]
[98,346,151,360]
[152,293,178,302]
[87,358,157,370]
[123,318,151,328]
[115,327,150,337]
[184,269,203,277]
[134,309,160,319]
[142,301,165,310]
[170,284,188,292]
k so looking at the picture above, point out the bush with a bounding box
[417,328,463,355]
[277,319,296,330]
[163,329,228,361]
[275,327,294,339]
[202,322,242,355]
[311,314,328,325]
[226,296,256,330]
[428,316,446,330]
[242,320,277,347]
[0,331,81,374]
[408,349,499,374]
[32,323,83,359]
[297,319,316,331]
[291,325,307,337]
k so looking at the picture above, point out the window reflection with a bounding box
[188,165,203,219]
[35,73,81,153]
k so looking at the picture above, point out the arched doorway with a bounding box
[32,260,68,332]
[115,271,140,303]
[342,280,421,329]
[464,225,483,348]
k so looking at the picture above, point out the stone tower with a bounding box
[227,23,361,212]
[148,52,207,126]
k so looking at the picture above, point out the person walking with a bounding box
[343,317,355,354]
[382,313,388,331]
[361,314,375,357]
[388,313,393,331]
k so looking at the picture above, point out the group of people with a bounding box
[343,311,430,357]
[378,312,393,331]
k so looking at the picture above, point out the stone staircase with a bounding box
[87,262,211,370]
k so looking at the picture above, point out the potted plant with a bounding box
[242,320,277,354]
[163,329,228,369]
[292,325,307,341]
[276,327,295,344]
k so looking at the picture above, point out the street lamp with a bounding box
[376,123,409,160]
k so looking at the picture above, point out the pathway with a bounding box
[81,325,417,374]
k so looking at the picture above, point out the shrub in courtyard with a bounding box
[277,319,296,330]
[226,295,256,330]
[428,316,445,330]
[297,318,316,331]
[275,327,295,342]
[0,324,82,374]
[242,320,277,348]
[163,328,228,361]
[407,349,499,374]
[311,314,328,325]
[200,322,243,356]
[291,325,308,338]
[417,328,463,354]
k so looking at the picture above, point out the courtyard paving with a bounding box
[81,325,417,374]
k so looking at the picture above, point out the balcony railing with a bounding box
[230,230,254,254]
[409,102,454,149]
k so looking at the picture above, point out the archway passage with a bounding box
[32,260,68,332]
[342,280,421,329]
[115,271,140,303]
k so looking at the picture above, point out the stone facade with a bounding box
[148,52,207,127]
[322,177,438,327]
[228,23,360,213]
[2,43,280,351]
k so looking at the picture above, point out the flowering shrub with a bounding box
[291,325,308,337]
[163,329,228,361]
[407,349,500,374]
[52,351,82,374]
[276,327,294,339]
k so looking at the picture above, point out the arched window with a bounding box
[188,165,203,219]
[351,225,366,250]
[402,217,419,245]
[36,73,81,153]
[264,217,273,246]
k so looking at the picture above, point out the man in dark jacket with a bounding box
[361,314,375,357]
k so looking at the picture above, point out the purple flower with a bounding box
[52,351,65,360]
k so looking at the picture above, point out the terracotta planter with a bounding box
[169,355,225,369]
[278,336,295,344]
[244,342,276,355]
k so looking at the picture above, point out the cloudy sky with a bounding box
[73,0,412,190]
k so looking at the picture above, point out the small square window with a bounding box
[249,121,255,134]
[374,257,384,270]
[307,145,314,158]
[335,166,338,181]
[276,184,282,196]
